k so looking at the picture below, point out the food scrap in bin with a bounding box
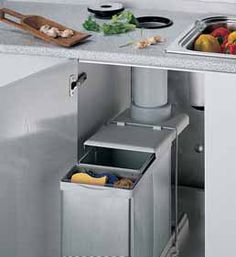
[71,172,107,186]
[114,178,134,189]
[70,170,134,189]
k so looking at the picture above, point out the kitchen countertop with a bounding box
[1,1,236,73]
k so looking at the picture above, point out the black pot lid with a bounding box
[88,3,124,19]
[137,16,173,29]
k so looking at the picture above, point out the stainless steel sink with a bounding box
[166,16,236,59]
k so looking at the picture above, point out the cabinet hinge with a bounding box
[69,72,87,97]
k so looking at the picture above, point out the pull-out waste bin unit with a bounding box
[61,114,188,257]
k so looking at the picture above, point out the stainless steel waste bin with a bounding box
[61,123,176,257]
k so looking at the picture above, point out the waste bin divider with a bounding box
[79,146,155,174]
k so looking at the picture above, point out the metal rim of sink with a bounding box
[166,15,236,60]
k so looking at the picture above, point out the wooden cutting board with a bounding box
[0,8,91,47]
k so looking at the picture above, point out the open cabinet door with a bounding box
[0,59,79,257]
[0,59,130,257]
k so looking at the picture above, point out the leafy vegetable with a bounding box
[83,16,100,32]
[111,11,139,26]
[83,11,139,35]
[102,23,136,35]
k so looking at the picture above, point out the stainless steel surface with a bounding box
[167,16,236,59]
[85,123,174,154]
[63,164,142,182]
[60,108,186,257]
[131,68,168,108]
[77,64,131,159]
[61,109,190,257]
[61,149,171,257]
[79,147,155,174]
[69,72,87,97]
[0,55,203,257]
[0,60,78,257]
[0,62,130,257]
[189,72,205,108]
[162,186,205,257]
[61,182,131,257]
[137,150,172,257]
[178,186,205,257]
[111,109,189,138]
[163,126,179,254]
[195,144,204,153]
[131,68,171,124]
[169,71,204,188]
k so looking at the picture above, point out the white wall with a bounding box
[8,0,236,14]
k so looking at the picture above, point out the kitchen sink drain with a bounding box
[137,16,173,29]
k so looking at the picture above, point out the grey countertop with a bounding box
[1,1,236,73]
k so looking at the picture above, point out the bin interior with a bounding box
[80,147,154,172]
[62,165,142,190]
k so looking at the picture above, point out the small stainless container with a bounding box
[61,123,174,257]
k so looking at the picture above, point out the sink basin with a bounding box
[166,16,236,59]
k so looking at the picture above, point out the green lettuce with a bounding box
[83,11,139,35]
